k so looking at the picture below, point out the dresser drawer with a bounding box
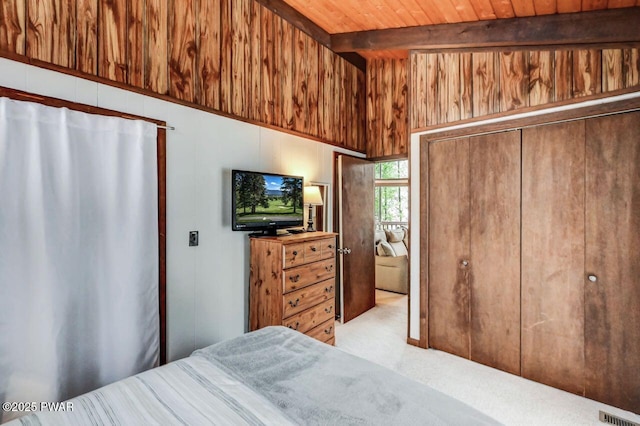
[282,299,334,334]
[283,258,335,293]
[304,240,324,263]
[319,237,337,260]
[283,278,335,318]
[306,318,335,343]
[283,243,306,268]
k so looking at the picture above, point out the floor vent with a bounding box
[599,411,639,426]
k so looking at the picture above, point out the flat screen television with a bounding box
[232,169,304,235]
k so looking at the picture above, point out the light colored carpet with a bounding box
[335,290,640,426]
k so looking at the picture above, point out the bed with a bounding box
[9,327,500,425]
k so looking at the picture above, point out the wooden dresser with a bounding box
[250,232,337,345]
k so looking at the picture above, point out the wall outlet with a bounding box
[189,231,199,246]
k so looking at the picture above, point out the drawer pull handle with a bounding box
[289,298,300,308]
[325,306,333,314]
[328,244,334,249]
[325,265,334,272]
[288,321,300,331]
[325,285,334,293]
[292,250,298,256]
[310,246,317,252]
[324,326,333,335]
[289,274,301,283]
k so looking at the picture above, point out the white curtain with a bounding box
[0,97,159,422]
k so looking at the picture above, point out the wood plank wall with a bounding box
[0,0,365,152]
[367,58,408,159]
[411,48,640,130]
[366,48,640,159]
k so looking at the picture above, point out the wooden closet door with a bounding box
[521,121,586,395]
[585,111,640,413]
[469,131,521,375]
[429,138,470,358]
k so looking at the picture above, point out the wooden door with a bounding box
[337,154,375,322]
[521,121,586,395]
[585,111,640,412]
[469,131,521,375]
[428,138,470,358]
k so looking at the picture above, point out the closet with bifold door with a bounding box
[521,120,586,395]
[423,109,640,413]
[428,131,521,376]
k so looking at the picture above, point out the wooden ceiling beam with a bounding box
[330,7,640,52]
[255,0,332,47]
[254,0,366,71]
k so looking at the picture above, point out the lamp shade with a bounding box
[303,186,324,205]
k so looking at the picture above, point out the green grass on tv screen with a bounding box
[236,198,303,223]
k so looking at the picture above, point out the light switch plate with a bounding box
[189,231,199,246]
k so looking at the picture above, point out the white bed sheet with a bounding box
[9,356,294,426]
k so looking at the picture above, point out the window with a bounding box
[374,160,408,229]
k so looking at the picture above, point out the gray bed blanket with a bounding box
[193,326,501,425]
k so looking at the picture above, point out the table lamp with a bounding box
[303,186,324,232]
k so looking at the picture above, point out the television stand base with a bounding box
[248,228,289,237]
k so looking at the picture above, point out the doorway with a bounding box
[373,160,409,332]
[333,154,410,337]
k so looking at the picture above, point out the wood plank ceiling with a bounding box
[282,0,640,59]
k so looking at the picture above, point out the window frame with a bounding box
[374,160,409,228]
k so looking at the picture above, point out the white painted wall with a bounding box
[0,57,361,362]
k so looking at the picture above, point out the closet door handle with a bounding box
[587,274,597,283]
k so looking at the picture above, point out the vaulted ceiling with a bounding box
[283,0,638,33]
[279,0,640,59]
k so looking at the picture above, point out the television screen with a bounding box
[232,170,304,233]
